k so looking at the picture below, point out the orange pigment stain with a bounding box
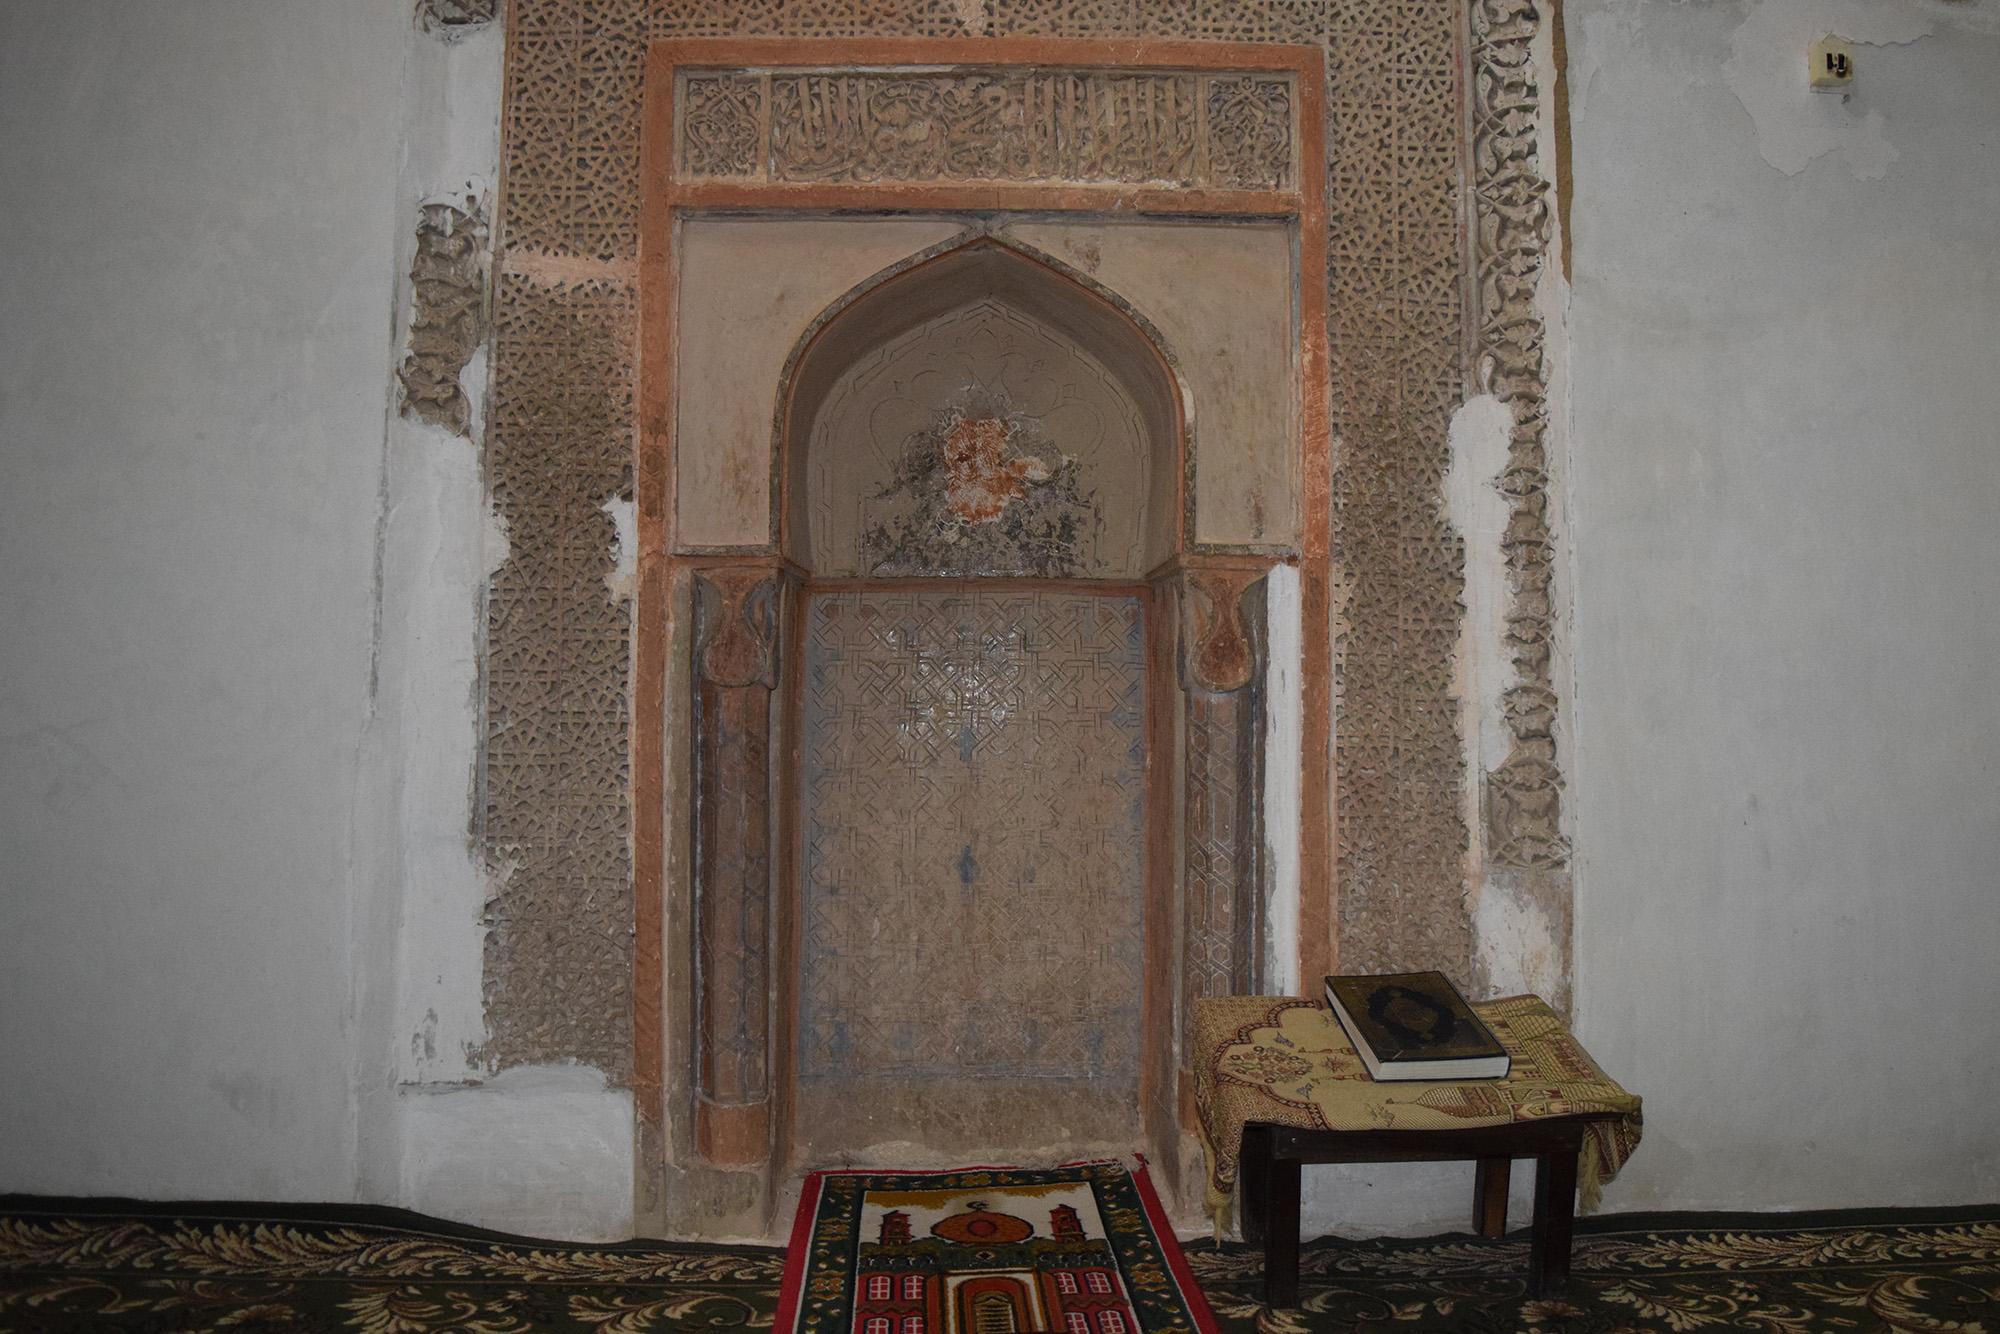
[942,417,1050,523]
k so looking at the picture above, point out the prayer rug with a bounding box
[775,1160,1219,1334]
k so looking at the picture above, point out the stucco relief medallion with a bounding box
[940,415,1050,522]
[861,390,1101,578]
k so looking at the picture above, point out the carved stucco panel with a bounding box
[479,262,636,1076]
[1204,75,1293,191]
[1471,0,1568,871]
[1319,0,1474,979]
[771,70,1197,184]
[678,73,765,177]
[675,65,1301,192]
[397,195,489,437]
[484,0,1528,1075]
[799,589,1146,1082]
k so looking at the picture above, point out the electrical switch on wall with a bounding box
[1810,35,1854,90]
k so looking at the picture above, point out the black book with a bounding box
[1322,971,1512,1081]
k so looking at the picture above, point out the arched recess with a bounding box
[686,233,1279,1182]
[774,238,1190,1163]
[776,237,1187,578]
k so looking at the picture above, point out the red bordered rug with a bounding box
[775,1159,1219,1334]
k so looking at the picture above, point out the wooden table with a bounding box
[1238,1111,1623,1305]
[1193,994,1641,1308]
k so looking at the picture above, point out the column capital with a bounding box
[693,563,787,689]
[1177,561,1272,695]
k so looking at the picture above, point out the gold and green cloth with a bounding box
[1193,994,1643,1232]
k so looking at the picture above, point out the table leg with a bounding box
[1474,1157,1510,1238]
[1261,1143,1301,1308]
[1529,1144,1579,1297]
[1240,1124,1269,1246]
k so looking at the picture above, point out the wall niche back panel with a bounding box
[798,588,1146,1082]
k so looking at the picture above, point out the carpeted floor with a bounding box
[2,1196,1996,1332]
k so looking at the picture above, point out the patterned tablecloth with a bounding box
[1192,995,1643,1232]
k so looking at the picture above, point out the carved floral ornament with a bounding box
[1472,0,1570,870]
[694,567,783,690]
[677,66,1297,192]
[396,195,488,437]
[1178,566,1269,696]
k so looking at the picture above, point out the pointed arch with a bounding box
[774,235,1189,575]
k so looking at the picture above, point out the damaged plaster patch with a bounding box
[395,1065,635,1241]
[1725,0,1937,178]
[414,0,499,36]
[601,494,637,602]
[1451,393,1575,1007]
[949,0,988,35]
[397,190,489,436]
[482,504,511,581]
[1474,869,1568,1009]
[383,423,504,1088]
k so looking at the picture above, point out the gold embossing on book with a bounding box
[1322,971,1512,1081]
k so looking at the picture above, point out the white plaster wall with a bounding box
[1567,0,2000,1209]
[371,8,507,1113]
[0,0,409,1199]
[1262,565,1303,995]
[396,1067,635,1241]
[0,1,634,1240]
[366,16,638,1239]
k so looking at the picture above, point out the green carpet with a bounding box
[3,1196,1996,1331]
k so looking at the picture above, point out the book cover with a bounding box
[1322,971,1511,1080]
